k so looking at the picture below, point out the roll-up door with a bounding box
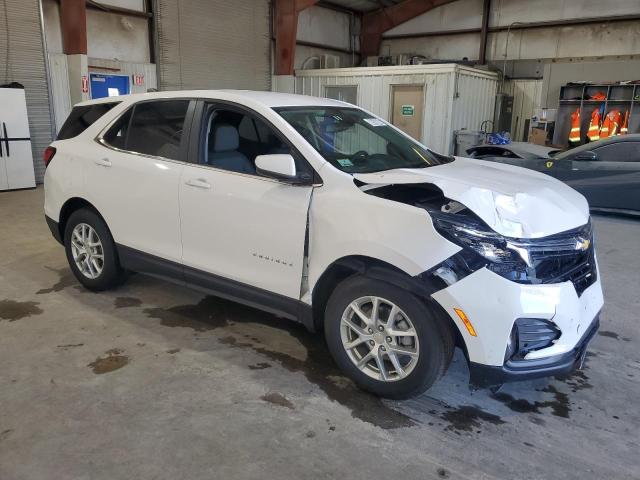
[156,0,271,91]
[0,0,55,183]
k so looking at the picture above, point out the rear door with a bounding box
[557,141,640,211]
[179,101,313,300]
[85,99,194,264]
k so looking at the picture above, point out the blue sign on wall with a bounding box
[90,74,130,99]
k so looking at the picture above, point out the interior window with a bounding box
[594,142,640,162]
[115,100,190,160]
[203,107,293,175]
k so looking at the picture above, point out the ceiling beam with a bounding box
[60,0,88,55]
[360,0,459,58]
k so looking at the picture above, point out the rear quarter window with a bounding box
[57,102,120,140]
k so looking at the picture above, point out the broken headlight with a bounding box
[430,211,534,282]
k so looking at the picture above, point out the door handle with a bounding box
[94,158,112,167]
[185,178,211,189]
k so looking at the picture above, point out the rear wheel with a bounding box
[64,208,124,291]
[324,275,453,399]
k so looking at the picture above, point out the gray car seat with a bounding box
[208,124,255,174]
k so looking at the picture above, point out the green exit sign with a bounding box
[401,105,415,116]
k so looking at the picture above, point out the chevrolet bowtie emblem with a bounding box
[575,238,591,251]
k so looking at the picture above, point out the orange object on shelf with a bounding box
[568,108,581,144]
[590,91,606,101]
[620,110,629,135]
[600,110,621,138]
[587,108,601,141]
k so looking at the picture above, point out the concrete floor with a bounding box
[1,187,638,480]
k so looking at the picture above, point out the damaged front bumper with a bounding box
[468,315,599,387]
[430,266,604,387]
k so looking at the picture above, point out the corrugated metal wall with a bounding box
[0,0,54,183]
[279,65,497,155]
[451,71,498,151]
[503,79,543,141]
[156,0,271,91]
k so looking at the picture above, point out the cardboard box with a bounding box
[528,127,548,146]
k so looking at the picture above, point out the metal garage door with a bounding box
[0,0,54,183]
[156,0,271,91]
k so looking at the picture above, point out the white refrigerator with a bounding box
[0,88,37,190]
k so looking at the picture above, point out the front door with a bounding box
[85,99,193,263]
[391,85,424,141]
[179,103,313,299]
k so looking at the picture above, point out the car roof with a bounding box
[75,90,349,109]
[469,142,558,159]
[554,133,640,159]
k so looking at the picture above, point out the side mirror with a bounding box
[255,154,298,181]
[573,150,597,161]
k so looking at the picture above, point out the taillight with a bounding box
[43,146,56,167]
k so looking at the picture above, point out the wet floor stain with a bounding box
[437,467,450,478]
[0,299,43,321]
[88,348,129,374]
[441,405,505,433]
[0,429,13,442]
[492,384,571,419]
[261,392,295,409]
[145,296,415,429]
[598,330,619,339]
[248,362,272,370]
[144,297,229,332]
[166,348,180,354]
[36,267,77,295]
[114,297,142,309]
[57,343,84,350]
[555,369,592,393]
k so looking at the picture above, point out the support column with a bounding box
[478,0,491,64]
[60,0,87,55]
[274,0,318,76]
[60,0,89,104]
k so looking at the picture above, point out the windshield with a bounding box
[275,106,453,174]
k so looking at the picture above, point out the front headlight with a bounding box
[430,211,534,282]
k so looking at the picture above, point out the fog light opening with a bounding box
[454,308,477,337]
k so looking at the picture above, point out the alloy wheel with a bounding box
[340,296,420,382]
[70,223,104,280]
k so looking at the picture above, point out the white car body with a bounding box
[44,90,603,391]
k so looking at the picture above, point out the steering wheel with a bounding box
[351,150,369,161]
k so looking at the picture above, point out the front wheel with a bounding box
[324,275,453,399]
[64,208,125,291]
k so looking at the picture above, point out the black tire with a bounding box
[63,208,125,291]
[324,275,454,399]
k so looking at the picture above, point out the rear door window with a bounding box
[57,102,120,140]
[126,101,190,160]
[101,100,190,161]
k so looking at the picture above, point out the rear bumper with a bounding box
[469,315,599,387]
[45,215,63,245]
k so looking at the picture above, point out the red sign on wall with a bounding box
[133,74,144,86]
[81,75,89,93]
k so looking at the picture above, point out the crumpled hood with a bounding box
[354,157,590,238]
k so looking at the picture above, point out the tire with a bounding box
[63,208,125,291]
[324,275,454,399]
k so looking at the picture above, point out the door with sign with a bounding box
[391,85,424,141]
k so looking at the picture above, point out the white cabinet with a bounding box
[0,88,36,190]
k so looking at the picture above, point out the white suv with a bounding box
[44,91,603,398]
